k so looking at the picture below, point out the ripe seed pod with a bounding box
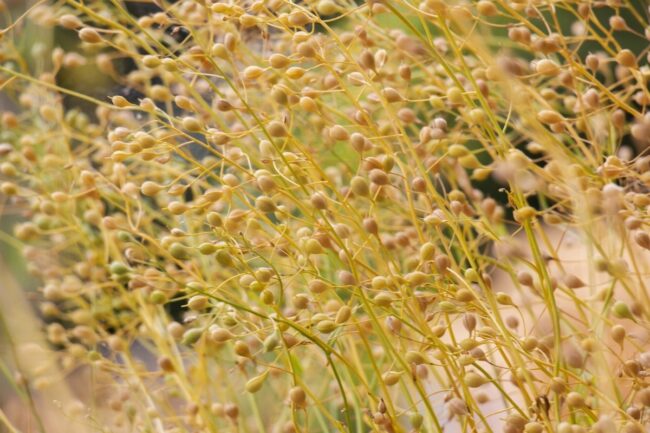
[566,391,585,408]
[611,324,626,345]
[288,386,306,406]
[316,320,336,333]
[210,327,234,343]
[535,59,560,76]
[182,117,202,132]
[513,206,536,223]
[59,14,83,29]
[369,169,389,185]
[476,0,497,16]
[537,109,563,124]
[79,27,102,43]
[335,306,351,324]
[187,295,209,311]
[405,350,427,365]
[234,340,251,357]
[269,53,291,68]
[308,279,329,294]
[329,125,349,141]
[616,49,637,68]
[464,372,486,388]
[267,121,288,137]
[634,231,650,249]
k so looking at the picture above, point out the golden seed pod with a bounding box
[537,109,564,124]
[369,169,389,185]
[404,350,427,365]
[566,392,585,408]
[615,49,637,68]
[308,279,329,293]
[316,320,336,333]
[335,306,351,324]
[59,14,83,29]
[187,295,209,311]
[210,327,234,343]
[513,206,536,223]
[267,121,288,137]
[234,340,251,357]
[182,116,202,132]
[535,59,560,76]
[464,371,486,388]
[288,386,306,406]
[269,53,291,68]
[79,27,102,44]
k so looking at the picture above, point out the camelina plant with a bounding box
[0,0,650,433]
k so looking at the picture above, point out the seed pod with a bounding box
[495,292,513,305]
[170,243,190,260]
[182,328,203,345]
[316,320,336,333]
[405,350,427,365]
[210,327,234,342]
[363,217,378,235]
[382,370,401,386]
[369,169,389,185]
[182,117,202,132]
[234,340,251,357]
[513,206,536,223]
[329,125,349,141]
[59,14,83,29]
[537,109,564,124]
[464,372,486,388]
[524,422,543,433]
[267,121,287,137]
[634,231,650,249]
[613,300,633,319]
[535,59,560,76]
[308,279,329,294]
[637,388,650,406]
[288,386,306,406]
[79,27,102,43]
[566,391,585,408]
[256,196,277,213]
[304,238,324,255]
[616,49,637,68]
[408,412,423,429]
[188,295,209,311]
[245,370,269,393]
[350,176,370,197]
[269,53,291,68]
[476,0,497,16]
[611,324,626,345]
[335,306,351,324]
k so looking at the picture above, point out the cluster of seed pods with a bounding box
[1,0,650,432]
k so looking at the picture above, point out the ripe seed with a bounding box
[535,59,560,76]
[616,49,637,68]
[464,372,486,387]
[289,386,306,405]
[369,169,389,185]
[187,295,208,311]
[513,206,536,223]
[267,121,287,137]
[537,109,564,124]
[79,27,102,43]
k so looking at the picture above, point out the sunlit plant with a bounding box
[1,1,650,433]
